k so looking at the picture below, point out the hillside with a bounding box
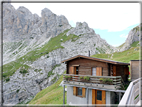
[28,74,66,105]
[27,42,139,105]
[92,41,139,63]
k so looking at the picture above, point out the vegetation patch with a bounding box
[118,43,125,49]
[34,69,42,72]
[3,28,79,78]
[130,41,139,47]
[92,46,139,63]
[19,69,28,74]
[51,76,57,83]
[16,89,20,93]
[46,64,61,79]
[29,72,67,104]
[96,47,105,54]
[5,77,10,82]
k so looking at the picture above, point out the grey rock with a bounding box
[119,24,140,52]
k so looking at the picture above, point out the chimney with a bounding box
[88,51,90,57]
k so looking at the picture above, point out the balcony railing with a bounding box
[63,74,124,90]
[118,78,142,106]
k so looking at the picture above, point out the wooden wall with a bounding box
[130,60,141,81]
[116,65,125,81]
[67,58,109,76]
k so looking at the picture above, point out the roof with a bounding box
[61,55,130,65]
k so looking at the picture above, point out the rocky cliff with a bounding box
[2,3,116,105]
[118,24,141,51]
[3,3,71,65]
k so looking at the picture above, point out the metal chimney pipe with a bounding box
[88,51,90,57]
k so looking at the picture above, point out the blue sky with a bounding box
[11,3,140,47]
[94,24,139,47]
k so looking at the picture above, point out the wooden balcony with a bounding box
[63,74,124,90]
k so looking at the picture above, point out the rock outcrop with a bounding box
[3,3,71,65]
[119,24,141,51]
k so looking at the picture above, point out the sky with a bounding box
[11,3,140,47]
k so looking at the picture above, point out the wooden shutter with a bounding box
[92,89,95,104]
[102,90,106,104]
[113,65,116,76]
[96,67,102,76]
[82,88,86,97]
[73,87,77,96]
[99,67,102,76]
[70,66,74,74]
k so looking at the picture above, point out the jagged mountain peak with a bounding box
[41,8,53,17]
[17,6,32,15]
[119,24,140,51]
[67,21,95,36]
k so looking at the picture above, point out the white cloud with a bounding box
[120,34,128,38]
[11,3,140,32]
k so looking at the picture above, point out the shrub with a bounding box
[20,69,28,74]
[16,89,20,93]
[80,76,90,81]
[99,78,113,84]
[83,76,90,81]
[99,78,103,81]
[65,76,72,81]
[5,77,10,82]
[47,56,49,58]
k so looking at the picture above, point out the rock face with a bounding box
[2,3,116,105]
[119,24,140,51]
[3,3,71,65]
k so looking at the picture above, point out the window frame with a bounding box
[73,87,86,98]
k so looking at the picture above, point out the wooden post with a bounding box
[63,85,65,105]
[86,88,89,104]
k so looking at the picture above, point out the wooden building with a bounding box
[62,55,130,105]
[130,60,142,81]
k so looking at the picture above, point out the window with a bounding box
[77,87,82,96]
[92,67,96,76]
[76,67,79,75]
[73,87,86,98]
[97,90,102,100]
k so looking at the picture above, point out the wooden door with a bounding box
[92,89,106,104]
[113,65,116,76]
[96,67,102,76]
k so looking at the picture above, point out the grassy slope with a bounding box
[29,74,67,105]
[3,28,79,80]
[92,41,140,63]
